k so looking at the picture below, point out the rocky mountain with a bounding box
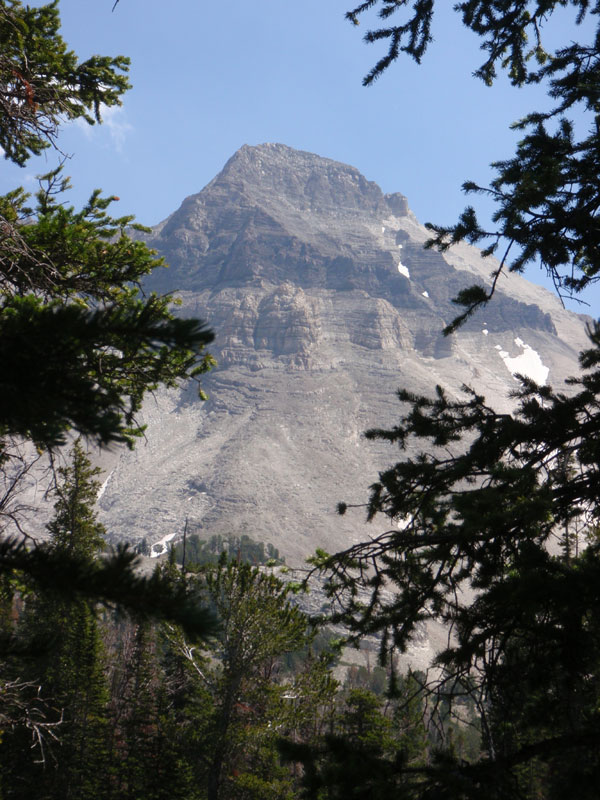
[94,143,590,566]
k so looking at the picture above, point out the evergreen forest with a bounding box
[1,1,600,798]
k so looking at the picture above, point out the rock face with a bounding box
[96,143,590,565]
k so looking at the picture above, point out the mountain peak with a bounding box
[207,142,410,217]
[94,144,590,567]
[145,145,571,340]
[147,143,418,294]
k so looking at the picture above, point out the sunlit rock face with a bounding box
[96,143,590,564]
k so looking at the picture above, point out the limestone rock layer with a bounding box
[96,144,590,565]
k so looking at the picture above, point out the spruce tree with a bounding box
[0,1,215,637]
[159,559,315,800]
[344,1,600,321]
[306,4,600,795]
[0,442,111,799]
[47,440,106,560]
[318,333,600,795]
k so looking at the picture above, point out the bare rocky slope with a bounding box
[94,143,590,568]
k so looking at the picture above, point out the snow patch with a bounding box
[397,262,410,279]
[498,338,549,385]
[495,345,502,350]
[96,470,113,502]
[150,531,178,558]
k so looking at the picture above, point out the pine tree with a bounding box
[305,4,600,795]
[0,0,215,450]
[344,1,600,322]
[317,331,600,796]
[0,0,129,166]
[47,440,106,559]
[159,559,314,800]
[0,442,111,799]
[204,561,309,800]
[0,1,215,637]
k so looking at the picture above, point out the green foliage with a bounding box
[204,560,310,686]
[1,441,111,798]
[281,684,427,800]
[0,443,216,798]
[0,537,216,637]
[174,533,285,569]
[346,1,600,319]
[318,323,600,793]
[346,0,582,86]
[392,672,431,766]
[347,0,434,85]
[0,0,130,166]
[340,688,397,755]
[160,560,328,800]
[0,0,215,634]
[106,621,198,800]
[46,439,106,558]
[0,172,215,448]
[280,627,342,675]
[1,537,434,800]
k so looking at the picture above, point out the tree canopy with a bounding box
[0,0,215,633]
[0,0,214,450]
[306,3,600,796]
[346,1,600,327]
[0,0,129,166]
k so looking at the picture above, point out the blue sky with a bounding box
[4,1,597,315]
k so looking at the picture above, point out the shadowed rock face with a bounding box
[96,143,590,565]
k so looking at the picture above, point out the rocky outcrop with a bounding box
[94,144,590,565]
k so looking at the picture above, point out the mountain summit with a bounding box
[98,144,589,564]
[146,142,412,294]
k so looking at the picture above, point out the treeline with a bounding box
[0,444,479,800]
[135,532,284,567]
[173,533,285,568]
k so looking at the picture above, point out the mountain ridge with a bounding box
[87,143,590,565]
[145,144,573,338]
